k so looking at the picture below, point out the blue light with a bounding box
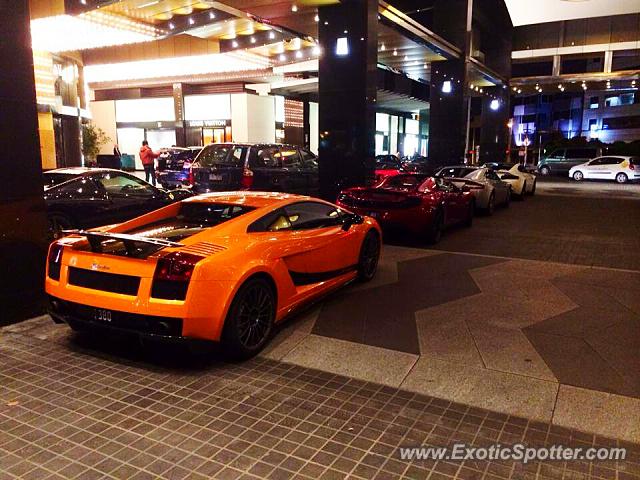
[441,81,452,93]
[490,99,500,111]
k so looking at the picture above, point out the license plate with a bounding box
[209,174,222,181]
[94,308,112,323]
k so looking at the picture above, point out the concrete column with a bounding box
[318,0,377,200]
[0,0,48,323]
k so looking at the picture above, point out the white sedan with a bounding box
[496,164,537,197]
[569,156,640,184]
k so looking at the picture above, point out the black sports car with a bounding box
[44,168,192,239]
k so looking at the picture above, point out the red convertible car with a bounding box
[337,174,474,243]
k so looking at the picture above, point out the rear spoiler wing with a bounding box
[62,230,182,254]
[447,178,484,189]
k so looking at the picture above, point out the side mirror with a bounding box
[342,213,363,231]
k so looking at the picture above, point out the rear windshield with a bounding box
[196,145,245,167]
[379,174,428,190]
[44,172,78,187]
[437,167,476,178]
[124,203,254,242]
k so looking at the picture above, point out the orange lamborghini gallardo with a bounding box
[46,192,381,358]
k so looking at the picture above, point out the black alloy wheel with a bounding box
[486,193,495,216]
[222,278,275,360]
[463,201,474,227]
[425,209,444,244]
[357,230,380,282]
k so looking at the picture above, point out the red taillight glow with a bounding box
[241,167,254,189]
[188,166,195,186]
[629,163,635,170]
[153,252,202,282]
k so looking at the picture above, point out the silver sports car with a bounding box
[435,166,512,215]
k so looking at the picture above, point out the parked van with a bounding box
[537,147,601,176]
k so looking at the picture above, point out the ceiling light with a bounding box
[469,84,474,89]
[168,22,175,29]
[295,50,303,58]
[30,13,162,52]
[314,14,319,22]
[232,40,238,48]
[188,17,195,25]
[336,37,349,56]
[291,4,298,12]
[84,52,271,83]
[490,99,500,111]
[380,43,385,51]
[279,53,286,61]
[268,31,275,39]
[312,46,321,56]
[250,36,256,43]
[138,0,160,8]
[209,12,216,20]
[441,80,452,93]
[393,49,397,56]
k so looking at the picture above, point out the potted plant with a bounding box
[81,123,110,167]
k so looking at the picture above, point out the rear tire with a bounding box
[519,182,527,199]
[222,277,275,360]
[425,209,444,244]
[463,201,474,227]
[485,193,495,216]
[357,230,380,282]
[616,173,628,184]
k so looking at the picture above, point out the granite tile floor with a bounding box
[1,321,639,480]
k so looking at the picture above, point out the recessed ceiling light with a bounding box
[291,4,298,12]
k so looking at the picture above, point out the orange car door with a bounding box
[281,201,361,277]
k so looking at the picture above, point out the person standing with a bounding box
[139,140,160,186]
[113,144,122,169]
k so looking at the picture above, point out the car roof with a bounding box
[183,191,313,209]
[45,167,121,175]
[201,142,298,148]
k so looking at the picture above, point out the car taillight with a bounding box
[152,252,203,300]
[241,167,254,190]
[629,163,635,170]
[188,166,194,186]
[154,252,201,282]
[48,243,64,280]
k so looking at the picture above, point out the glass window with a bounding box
[55,177,100,197]
[589,97,599,109]
[196,145,242,166]
[485,170,501,181]
[43,172,79,188]
[284,202,343,230]
[252,147,281,168]
[279,148,301,168]
[300,149,318,169]
[97,173,155,197]
[124,203,254,242]
[376,113,390,133]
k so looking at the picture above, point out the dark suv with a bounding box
[156,146,202,189]
[191,143,319,196]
